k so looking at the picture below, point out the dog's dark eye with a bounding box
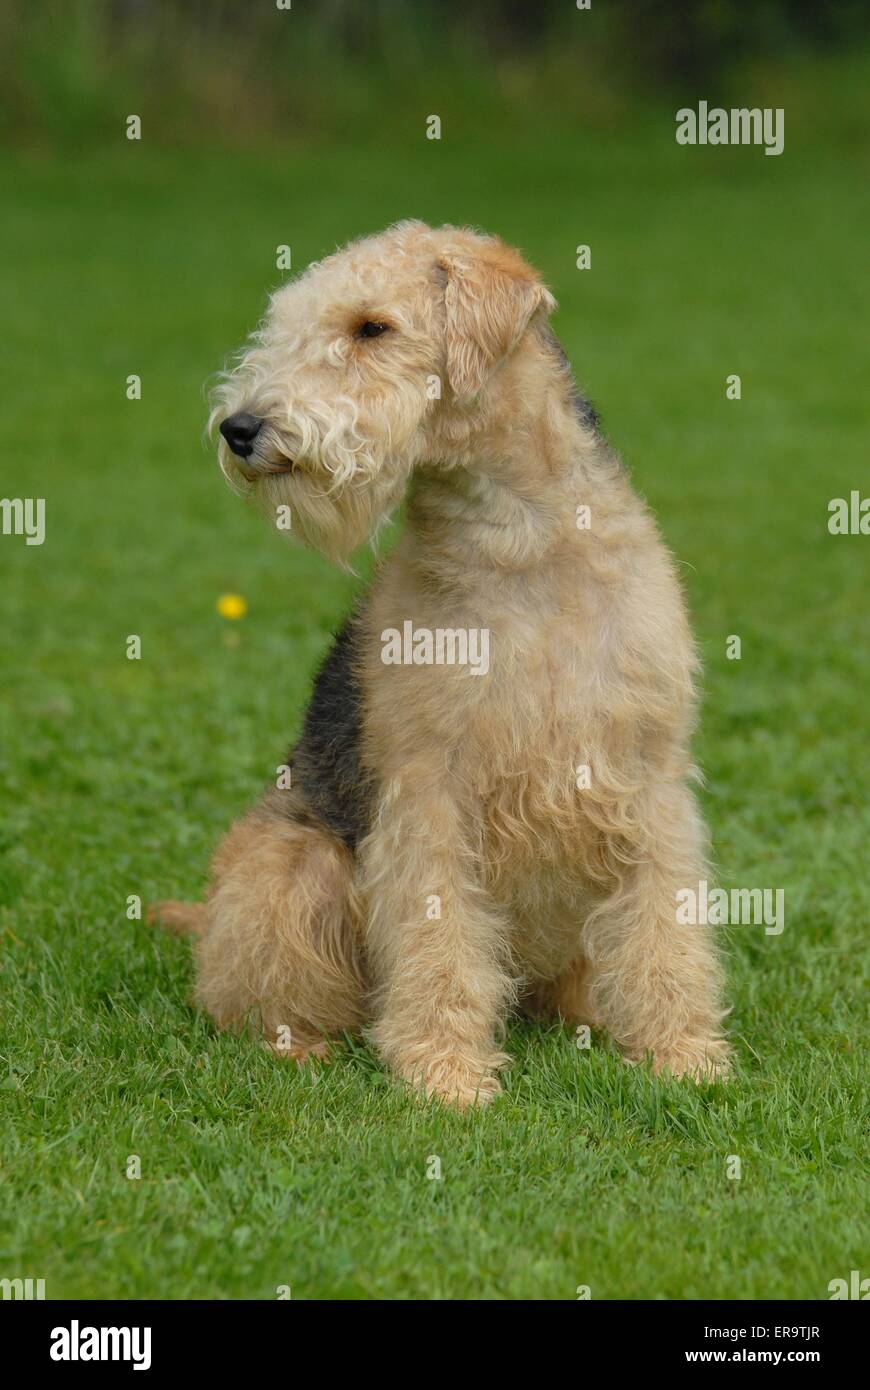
[356,321,390,339]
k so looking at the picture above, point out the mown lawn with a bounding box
[1,108,868,1298]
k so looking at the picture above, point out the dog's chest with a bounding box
[466,619,605,869]
[363,570,633,879]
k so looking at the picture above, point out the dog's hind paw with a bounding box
[633,1037,731,1082]
[261,1037,332,1066]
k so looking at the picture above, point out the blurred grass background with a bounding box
[3,0,870,148]
[0,0,868,1300]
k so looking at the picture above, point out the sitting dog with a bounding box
[153,221,729,1105]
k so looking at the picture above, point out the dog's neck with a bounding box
[405,330,616,581]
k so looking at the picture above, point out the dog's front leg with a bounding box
[582,781,731,1080]
[360,778,514,1107]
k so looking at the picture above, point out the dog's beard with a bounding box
[216,427,408,564]
[210,379,425,562]
[254,463,407,564]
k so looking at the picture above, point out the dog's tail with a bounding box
[147,900,207,937]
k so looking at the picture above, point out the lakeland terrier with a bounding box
[153,221,729,1105]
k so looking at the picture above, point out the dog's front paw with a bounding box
[639,1036,731,1082]
[398,1051,508,1108]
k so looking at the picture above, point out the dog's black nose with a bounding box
[219,412,263,458]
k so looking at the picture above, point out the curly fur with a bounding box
[152,221,729,1106]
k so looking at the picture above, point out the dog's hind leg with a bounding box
[187,795,367,1061]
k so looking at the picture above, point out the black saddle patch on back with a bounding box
[288,612,374,852]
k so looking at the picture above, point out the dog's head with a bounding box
[211,221,556,561]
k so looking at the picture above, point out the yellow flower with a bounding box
[216,593,247,620]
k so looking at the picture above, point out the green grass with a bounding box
[1,106,868,1299]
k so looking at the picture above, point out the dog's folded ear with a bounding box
[437,235,557,401]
